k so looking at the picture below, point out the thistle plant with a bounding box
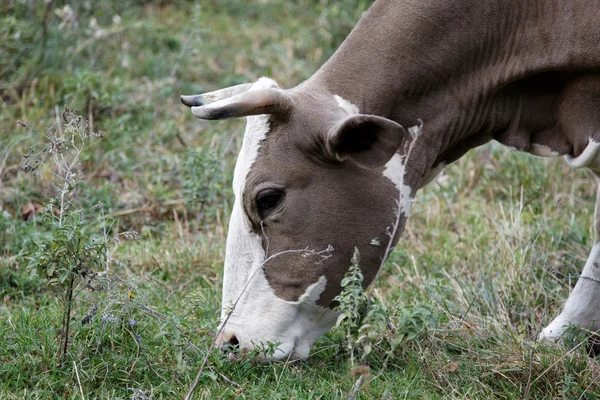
[20,106,110,365]
[335,248,389,365]
[335,248,435,369]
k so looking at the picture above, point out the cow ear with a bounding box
[326,114,405,168]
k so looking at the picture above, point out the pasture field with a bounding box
[1,1,599,398]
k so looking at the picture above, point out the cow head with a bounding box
[181,77,414,360]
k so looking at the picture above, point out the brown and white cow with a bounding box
[182,0,600,360]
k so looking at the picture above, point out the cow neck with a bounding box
[306,0,600,188]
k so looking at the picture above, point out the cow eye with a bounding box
[256,189,284,216]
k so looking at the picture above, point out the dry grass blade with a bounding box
[529,339,587,387]
[73,361,85,400]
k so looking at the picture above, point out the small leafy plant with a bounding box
[182,147,224,226]
[335,247,436,396]
[334,248,368,365]
[28,213,108,365]
[18,108,196,391]
[335,248,392,365]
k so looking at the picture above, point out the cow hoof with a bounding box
[540,319,600,358]
[539,317,570,341]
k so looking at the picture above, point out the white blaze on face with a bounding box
[220,78,338,360]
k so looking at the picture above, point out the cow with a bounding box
[181,0,600,360]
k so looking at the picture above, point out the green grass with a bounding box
[1,1,599,398]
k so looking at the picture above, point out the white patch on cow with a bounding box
[334,95,359,115]
[383,153,414,217]
[221,111,269,322]
[540,243,600,340]
[530,144,560,158]
[222,80,274,304]
[220,273,339,360]
[370,238,382,247]
[408,125,421,137]
[540,182,600,341]
[565,138,600,173]
[420,162,446,188]
[220,77,338,360]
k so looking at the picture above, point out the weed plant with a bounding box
[5,109,201,398]
[18,107,108,364]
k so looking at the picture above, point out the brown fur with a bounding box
[243,92,404,304]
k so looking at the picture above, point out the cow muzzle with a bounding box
[215,329,308,361]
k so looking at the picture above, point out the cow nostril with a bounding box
[228,335,239,347]
[221,335,239,353]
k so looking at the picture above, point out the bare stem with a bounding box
[60,273,75,366]
[348,375,365,400]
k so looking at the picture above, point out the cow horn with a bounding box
[181,88,289,120]
[180,83,253,107]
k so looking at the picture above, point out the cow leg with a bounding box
[540,182,600,340]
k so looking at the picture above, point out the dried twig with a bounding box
[209,366,242,389]
[126,328,141,375]
[106,200,184,218]
[166,278,194,301]
[439,188,461,237]
[73,361,85,400]
[348,375,365,400]
[522,344,536,400]
[125,325,167,382]
[578,369,600,400]
[0,136,26,208]
[529,339,587,387]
